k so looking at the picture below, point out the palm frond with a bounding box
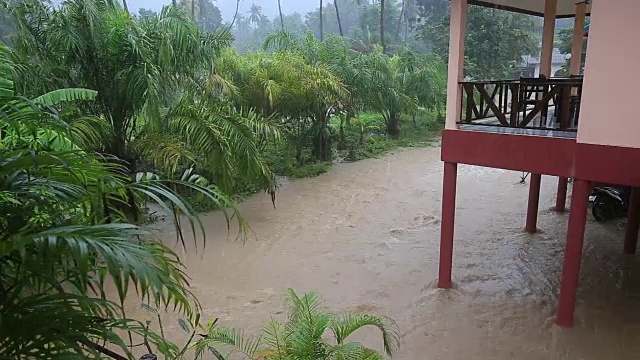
[197,328,261,359]
[330,313,400,357]
[34,88,98,105]
[285,289,324,323]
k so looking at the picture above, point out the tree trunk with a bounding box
[380,0,386,53]
[404,14,409,43]
[334,0,344,37]
[319,0,324,41]
[395,0,405,41]
[313,128,331,161]
[191,0,196,20]
[278,0,285,29]
[122,0,129,12]
[386,114,400,138]
[338,115,346,150]
[172,0,177,7]
[228,0,241,31]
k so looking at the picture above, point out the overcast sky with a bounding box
[126,0,319,21]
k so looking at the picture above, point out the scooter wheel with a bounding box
[592,201,615,222]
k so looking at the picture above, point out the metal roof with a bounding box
[468,0,591,18]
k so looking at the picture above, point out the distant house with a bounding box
[520,48,568,77]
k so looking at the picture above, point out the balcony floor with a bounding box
[459,124,577,139]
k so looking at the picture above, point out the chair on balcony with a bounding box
[518,75,551,128]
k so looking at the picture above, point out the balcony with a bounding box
[457,77,583,139]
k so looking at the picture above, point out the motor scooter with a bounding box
[589,185,630,222]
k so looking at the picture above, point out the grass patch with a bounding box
[334,110,442,161]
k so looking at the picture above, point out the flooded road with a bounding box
[136,146,640,359]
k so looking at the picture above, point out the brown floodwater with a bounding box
[128,146,640,359]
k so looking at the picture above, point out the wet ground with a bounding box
[133,146,640,359]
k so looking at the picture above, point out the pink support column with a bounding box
[555,177,568,212]
[624,187,640,255]
[556,179,590,327]
[555,2,587,214]
[438,162,458,289]
[525,174,542,233]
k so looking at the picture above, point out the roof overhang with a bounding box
[467,0,591,18]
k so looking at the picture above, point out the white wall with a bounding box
[577,0,640,148]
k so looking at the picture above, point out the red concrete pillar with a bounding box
[438,162,458,289]
[555,177,569,212]
[556,178,590,327]
[624,187,640,254]
[525,174,542,233]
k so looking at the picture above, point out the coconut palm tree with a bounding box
[319,0,324,40]
[277,0,284,29]
[395,0,408,41]
[248,3,262,26]
[0,41,236,359]
[193,289,400,359]
[333,0,344,36]
[380,0,386,52]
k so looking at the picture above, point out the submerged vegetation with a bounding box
[194,289,400,359]
[0,0,542,358]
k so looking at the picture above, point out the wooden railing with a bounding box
[459,77,583,131]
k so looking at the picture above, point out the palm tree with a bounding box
[395,0,408,41]
[229,0,241,30]
[380,0,386,53]
[319,0,324,41]
[9,0,276,212]
[334,0,344,36]
[0,41,237,359]
[194,289,400,359]
[277,0,284,29]
[360,49,447,137]
[248,3,262,26]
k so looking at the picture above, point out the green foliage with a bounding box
[0,41,243,359]
[8,0,278,212]
[2,0,444,357]
[337,111,441,161]
[193,289,400,360]
[554,18,589,77]
[422,4,539,80]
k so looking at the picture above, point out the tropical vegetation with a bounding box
[0,0,544,358]
[193,289,400,360]
[0,40,240,359]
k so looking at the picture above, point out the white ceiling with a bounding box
[468,0,591,17]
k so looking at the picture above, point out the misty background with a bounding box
[127,0,317,21]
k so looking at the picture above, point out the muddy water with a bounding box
[133,146,640,359]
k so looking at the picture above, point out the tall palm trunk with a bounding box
[395,0,405,41]
[228,0,241,31]
[191,0,196,20]
[319,0,324,41]
[334,0,344,37]
[122,0,129,12]
[172,0,177,6]
[278,0,285,29]
[380,0,386,53]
